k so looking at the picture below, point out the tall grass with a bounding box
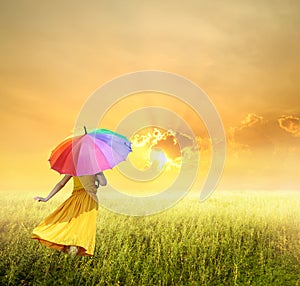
[0,190,299,285]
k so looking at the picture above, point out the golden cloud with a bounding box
[130,127,177,148]
[278,115,300,137]
[196,136,211,152]
[129,127,182,170]
[129,127,207,171]
[229,113,265,150]
[238,113,264,129]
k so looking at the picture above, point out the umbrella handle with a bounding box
[84,126,87,134]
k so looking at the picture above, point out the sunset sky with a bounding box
[1,0,299,193]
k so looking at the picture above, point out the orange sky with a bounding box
[0,1,299,193]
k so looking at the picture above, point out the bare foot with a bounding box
[68,246,78,256]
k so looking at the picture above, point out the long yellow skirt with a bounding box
[32,189,98,256]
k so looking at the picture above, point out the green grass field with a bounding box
[0,190,299,285]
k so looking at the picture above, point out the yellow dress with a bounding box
[32,176,98,256]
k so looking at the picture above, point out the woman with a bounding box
[32,172,107,256]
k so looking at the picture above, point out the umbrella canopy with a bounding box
[49,128,132,176]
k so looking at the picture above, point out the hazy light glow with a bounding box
[0,1,299,192]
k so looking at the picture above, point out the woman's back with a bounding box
[73,175,97,192]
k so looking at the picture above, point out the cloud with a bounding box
[240,113,264,128]
[223,112,300,190]
[278,115,300,137]
[229,113,300,151]
[164,156,182,171]
[230,113,264,137]
[130,127,183,170]
[130,127,206,171]
[196,136,211,152]
[229,113,266,150]
[130,128,177,148]
[130,127,179,154]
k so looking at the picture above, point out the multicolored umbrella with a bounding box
[49,127,132,176]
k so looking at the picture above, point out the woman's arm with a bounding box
[95,172,107,187]
[34,175,72,202]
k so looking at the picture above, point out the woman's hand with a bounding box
[34,175,72,203]
[34,196,48,202]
